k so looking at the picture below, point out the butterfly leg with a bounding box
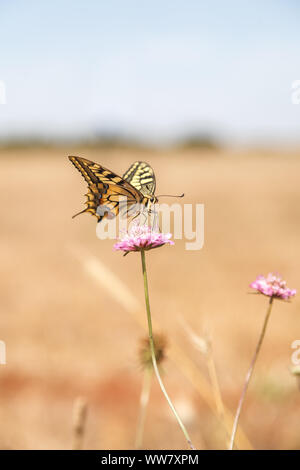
[147,204,159,231]
[130,211,141,225]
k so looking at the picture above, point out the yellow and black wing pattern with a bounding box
[69,156,147,223]
[123,161,156,196]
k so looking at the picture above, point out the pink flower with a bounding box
[250,273,296,300]
[114,224,174,254]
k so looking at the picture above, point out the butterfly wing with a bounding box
[123,161,156,196]
[69,156,144,222]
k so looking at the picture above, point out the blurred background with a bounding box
[0,0,300,450]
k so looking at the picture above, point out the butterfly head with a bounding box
[143,195,158,208]
[150,195,158,204]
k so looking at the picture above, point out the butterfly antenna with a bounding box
[156,193,185,198]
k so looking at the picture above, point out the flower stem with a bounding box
[229,296,274,450]
[140,249,195,450]
[135,368,153,449]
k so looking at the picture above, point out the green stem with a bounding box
[140,249,195,450]
[229,296,274,450]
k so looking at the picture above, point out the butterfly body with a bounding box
[68,156,157,223]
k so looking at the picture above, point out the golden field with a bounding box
[0,146,300,450]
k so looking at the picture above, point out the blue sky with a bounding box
[0,0,300,144]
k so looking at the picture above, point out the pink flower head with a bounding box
[114,224,174,254]
[250,273,296,300]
